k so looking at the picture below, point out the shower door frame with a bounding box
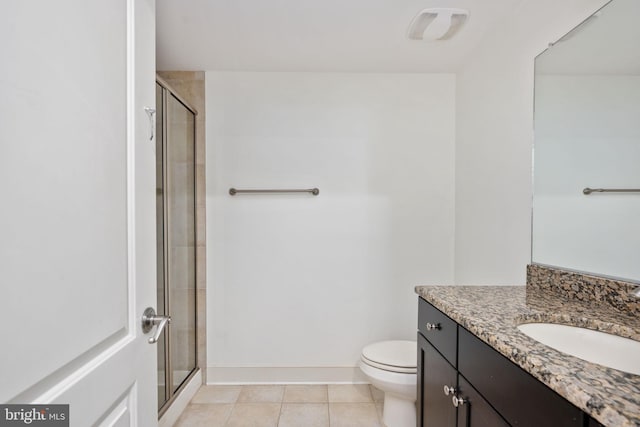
[156,75,199,417]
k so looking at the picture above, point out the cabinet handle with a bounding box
[452,395,466,407]
[443,385,457,396]
[425,322,441,331]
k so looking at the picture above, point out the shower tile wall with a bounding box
[158,71,207,383]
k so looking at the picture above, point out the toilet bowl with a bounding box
[359,340,417,427]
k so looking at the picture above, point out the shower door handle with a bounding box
[141,307,171,344]
[144,107,156,141]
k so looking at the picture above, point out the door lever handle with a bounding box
[141,307,171,344]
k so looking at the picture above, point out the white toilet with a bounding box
[359,340,417,427]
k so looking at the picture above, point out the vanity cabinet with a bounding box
[418,332,508,427]
[458,327,581,426]
[417,297,591,427]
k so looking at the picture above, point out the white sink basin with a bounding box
[517,323,640,376]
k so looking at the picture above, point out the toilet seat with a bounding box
[361,340,416,374]
[359,340,417,427]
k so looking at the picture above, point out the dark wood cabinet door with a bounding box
[456,375,509,427]
[418,333,458,427]
[458,327,583,427]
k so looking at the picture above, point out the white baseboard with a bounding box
[159,369,202,427]
[206,366,368,385]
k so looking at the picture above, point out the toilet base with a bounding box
[382,392,416,427]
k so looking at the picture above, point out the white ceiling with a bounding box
[156,0,521,73]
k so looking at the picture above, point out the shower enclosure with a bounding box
[155,77,198,414]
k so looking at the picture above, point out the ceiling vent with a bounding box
[407,8,469,41]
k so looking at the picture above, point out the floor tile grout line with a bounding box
[276,400,283,427]
[223,402,234,427]
[225,399,235,427]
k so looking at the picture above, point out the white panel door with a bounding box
[0,1,158,425]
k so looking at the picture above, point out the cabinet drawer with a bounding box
[458,327,582,427]
[418,298,457,367]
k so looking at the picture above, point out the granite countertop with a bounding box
[414,284,640,427]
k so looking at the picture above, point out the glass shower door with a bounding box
[156,80,197,413]
[155,82,167,409]
[166,90,197,393]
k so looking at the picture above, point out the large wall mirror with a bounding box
[532,0,640,283]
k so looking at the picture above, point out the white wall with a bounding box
[206,72,455,380]
[453,0,610,284]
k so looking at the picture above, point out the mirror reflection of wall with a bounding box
[532,0,640,282]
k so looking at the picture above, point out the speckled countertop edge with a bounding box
[415,285,640,427]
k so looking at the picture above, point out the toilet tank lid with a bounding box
[362,340,417,368]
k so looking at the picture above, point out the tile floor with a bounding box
[175,384,387,427]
